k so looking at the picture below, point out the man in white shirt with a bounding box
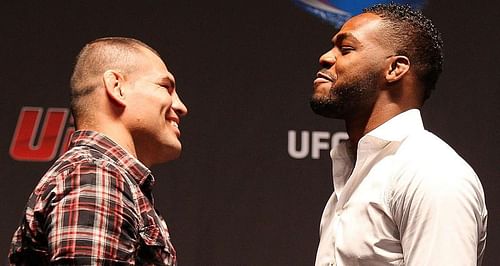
[310,3,487,266]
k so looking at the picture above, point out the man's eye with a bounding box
[340,46,354,54]
[160,84,174,93]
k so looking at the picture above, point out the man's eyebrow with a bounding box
[159,76,176,88]
[332,32,360,46]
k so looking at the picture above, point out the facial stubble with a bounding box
[310,71,379,119]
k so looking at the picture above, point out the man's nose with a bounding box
[173,93,188,117]
[319,50,336,69]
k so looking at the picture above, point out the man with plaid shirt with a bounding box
[9,37,188,265]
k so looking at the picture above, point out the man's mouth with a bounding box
[167,119,181,137]
[170,120,179,128]
[166,117,179,129]
[315,69,336,82]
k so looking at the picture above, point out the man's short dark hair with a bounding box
[70,37,160,124]
[364,3,444,100]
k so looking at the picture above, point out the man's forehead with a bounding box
[129,48,176,85]
[333,13,383,41]
[136,48,170,69]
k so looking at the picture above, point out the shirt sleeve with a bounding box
[391,164,487,266]
[45,162,140,264]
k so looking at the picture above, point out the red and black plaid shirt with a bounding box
[9,130,176,265]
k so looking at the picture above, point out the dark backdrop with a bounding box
[1,1,498,265]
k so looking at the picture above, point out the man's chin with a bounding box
[165,145,182,160]
[147,144,182,166]
[309,98,344,119]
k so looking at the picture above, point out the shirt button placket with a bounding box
[330,209,342,266]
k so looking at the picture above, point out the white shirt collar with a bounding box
[331,109,425,161]
[366,109,424,142]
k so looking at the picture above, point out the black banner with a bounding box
[1,1,498,265]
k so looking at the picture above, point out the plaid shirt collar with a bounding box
[69,130,154,187]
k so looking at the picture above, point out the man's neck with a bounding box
[344,103,412,151]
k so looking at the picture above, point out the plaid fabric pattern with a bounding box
[9,130,176,265]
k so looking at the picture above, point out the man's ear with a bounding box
[386,56,410,83]
[103,70,126,107]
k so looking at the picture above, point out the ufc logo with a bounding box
[288,130,348,159]
[10,107,75,162]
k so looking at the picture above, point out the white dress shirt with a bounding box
[315,109,487,266]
